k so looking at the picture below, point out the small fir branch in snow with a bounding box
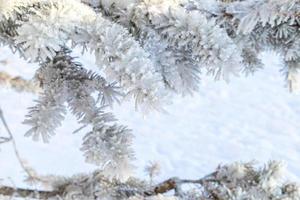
[22,49,134,177]
[81,123,134,180]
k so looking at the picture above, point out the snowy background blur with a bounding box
[0,46,300,188]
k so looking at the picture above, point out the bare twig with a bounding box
[0,186,63,199]
[144,172,218,196]
[0,71,40,94]
[0,107,38,182]
[0,136,11,144]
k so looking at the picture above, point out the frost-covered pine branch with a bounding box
[84,0,242,94]
[0,0,166,176]
[3,0,168,110]
[83,0,300,91]
[1,161,300,200]
[22,49,134,178]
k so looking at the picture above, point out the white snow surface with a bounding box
[0,46,300,188]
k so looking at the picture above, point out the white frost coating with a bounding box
[90,18,167,112]
[134,1,242,82]
[15,0,96,61]
[226,0,300,34]
[75,15,168,112]
[16,16,67,61]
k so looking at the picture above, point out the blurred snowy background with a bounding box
[0,46,300,188]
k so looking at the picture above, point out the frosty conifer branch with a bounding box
[0,0,168,174]
[3,0,168,110]
[0,161,300,199]
[83,0,300,91]
[86,0,242,93]
[1,0,300,94]
[21,49,134,176]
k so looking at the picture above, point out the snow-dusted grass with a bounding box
[0,47,299,188]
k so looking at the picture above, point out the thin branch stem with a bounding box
[0,186,62,199]
[0,136,11,144]
[0,107,36,182]
[0,71,40,94]
[144,172,218,196]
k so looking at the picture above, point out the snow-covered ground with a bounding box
[0,46,300,189]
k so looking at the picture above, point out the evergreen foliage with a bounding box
[0,0,299,199]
